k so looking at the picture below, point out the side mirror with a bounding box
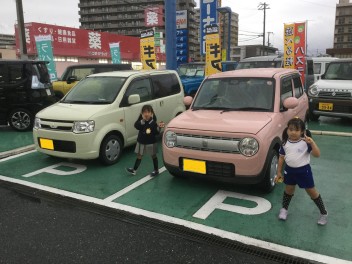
[183,96,193,107]
[128,94,140,105]
[283,97,299,109]
[66,76,77,84]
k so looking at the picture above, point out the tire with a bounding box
[99,134,123,165]
[260,149,278,193]
[8,108,33,131]
[309,111,319,121]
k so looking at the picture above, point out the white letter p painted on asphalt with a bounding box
[193,190,272,219]
[22,162,87,178]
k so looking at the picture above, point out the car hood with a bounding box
[313,79,352,90]
[167,110,273,134]
[36,102,110,120]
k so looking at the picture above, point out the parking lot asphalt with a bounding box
[0,117,351,264]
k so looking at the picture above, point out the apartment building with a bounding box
[326,0,352,58]
[78,0,198,61]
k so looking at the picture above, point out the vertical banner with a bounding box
[34,35,57,81]
[294,22,307,86]
[140,29,156,70]
[176,10,189,66]
[283,24,295,69]
[200,0,218,55]
[205,24,222,76]
[109,42,121,64]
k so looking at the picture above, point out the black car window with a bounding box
[0,64,5,83]
[293,76,304,98]
[151,73,180,99]
[280,77,293,109]
[124,78,152,104]
[8,64,25,83]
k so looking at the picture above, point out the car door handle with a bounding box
[160,101,164,106]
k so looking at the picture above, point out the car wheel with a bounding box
[8,108,33,131]
[99,134,123,165]
[260,149,278,193]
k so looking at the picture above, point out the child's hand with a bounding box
[274,173,284,183]
[303,135,314,144]
[158,121,165,128]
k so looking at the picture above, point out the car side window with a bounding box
[72,68,94,80]
[151,73,181,99]
[293,76,304,98]
[0,64,6,83]
[280,77,293,109]
[124,78,152,104]
[8,64,25,83]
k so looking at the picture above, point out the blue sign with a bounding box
[177,36,188,43]
[200,0,218,55]
[177,49,188,56]
[176,43,187,49]
[176,29,188,36]
[177,56,188,62]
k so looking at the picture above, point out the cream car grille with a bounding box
[176,133,240,153]
[40,119,74,131]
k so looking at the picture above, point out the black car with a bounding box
[0,60,56,131]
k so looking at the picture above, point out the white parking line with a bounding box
[0,150,36,162]
[0,175,349,264]
[103,166,166,203]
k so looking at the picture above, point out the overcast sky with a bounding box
[0,0,339,55]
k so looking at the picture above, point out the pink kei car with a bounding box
[162,68,308,192]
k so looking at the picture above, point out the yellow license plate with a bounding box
[40,138,54,150]
[183,158,206,174]
[318,102,333,111]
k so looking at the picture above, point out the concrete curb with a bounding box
[0,144,35,159]
[310,130,352,137]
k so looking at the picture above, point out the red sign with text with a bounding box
[15,22,140,60]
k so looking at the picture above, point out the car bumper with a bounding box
[162,146,266,184]
[309,97,352,118]
[33,129,100,159]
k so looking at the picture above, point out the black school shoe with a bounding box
[126,168,136,175]
[151,170,159,177]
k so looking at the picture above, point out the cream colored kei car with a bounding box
[33,70,185,165]
[163,68,309,192]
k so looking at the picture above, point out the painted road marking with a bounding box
[103,167,166,203]
[0,174,348,264]
[22,162,87,177]
[193,190,272,219]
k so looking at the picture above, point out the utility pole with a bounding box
[267,32,273,47]
[15,0,28,59]
[258,2,270,56]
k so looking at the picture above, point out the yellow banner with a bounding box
[140,30,156,70]
[283,23,295,69]
[205,25,222,76]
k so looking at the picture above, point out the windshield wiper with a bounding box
[61,100,92,104]
[232,107,269,111]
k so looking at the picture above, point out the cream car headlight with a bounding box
[73,121,95,134]
[34,117,41,129]
[165,131,177,148]
[308,85,319,97]
[239,137,259,157]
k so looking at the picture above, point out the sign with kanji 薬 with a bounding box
[205,24,222,76]
[140,29,156,70]
[109,42,121,64]
[34,35,57,81]
[144,6,164,27]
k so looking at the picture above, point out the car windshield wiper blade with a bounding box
[233,107,269,111]
[61,100,92,104]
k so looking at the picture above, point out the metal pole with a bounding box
[227,11,231,61]
[15,0,28,59]
[263,3,266,56]
[165,0,177,70]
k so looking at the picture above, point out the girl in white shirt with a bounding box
[275,117,328,225]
